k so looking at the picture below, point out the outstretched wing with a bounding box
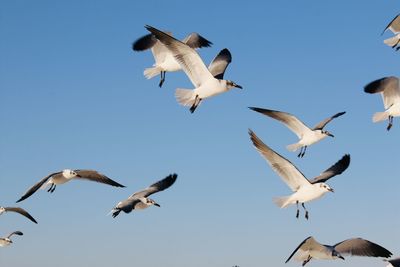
[249,129,310,192]
[334,238,392,258]
[182,32,212,49]
[208,48,232,79]
[312,111,346,130]
[7,231,23,239]
[310,154,350,184]
[249,107,310,139]
[130,173,178,199]
[364,76,400,109]
[382,14,400,35]
[4,207,38,224]
[16,172,61,203]
[132,33,158,51]
[74,170,125,187]
[286,236,327,263]
[145,25,213,87]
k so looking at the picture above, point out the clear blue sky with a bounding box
[1,1,399,266]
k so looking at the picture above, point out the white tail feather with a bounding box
[144,67,161,79]
[384,35,400,46]
[373,112,389,123]
[273,196,290,208]
[175,88,196,107]
[286,143,302,152]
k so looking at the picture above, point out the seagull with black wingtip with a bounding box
[0,231,23,247]
[0,206,37,224]
[382,14,400,50]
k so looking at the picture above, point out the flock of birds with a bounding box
[2,13,400,267]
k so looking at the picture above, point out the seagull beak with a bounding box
[327,133,334,138]
[154,203,161,207]
[76,174,82,178]
[328,188,334,193]
[235,84,243,89]
[339,256,345,260]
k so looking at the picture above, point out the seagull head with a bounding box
[332,250,345,260]
[319,183,334,193]
[63,169,80,179]
[323,130,334,138]
[146,198,160,207]
[225,80,243,90]
[0,207,5,215]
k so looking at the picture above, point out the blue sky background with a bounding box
[1,1,399,266]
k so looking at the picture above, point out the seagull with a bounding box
[249,107,345,157]
[0,206,37,224]
[386,258,400,267]
[144,25,242,113]
[16,169,125,203]
[110,173,177,218]
[0,231,23,247]
[382,14,400,50]
[364,76,400,131]
[249,129,350,219]
[133,31,212,87]
[285,236,392,266]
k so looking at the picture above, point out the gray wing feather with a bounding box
[132,33,158,51]
[4,207,38,224]
[364,77,400,109]
[74,170,125,187]
[334,238,392,258]
[310,154,350,184]
[208,48,232,79]
[382,14,400,35]
[182,33,212,49]
[16,172,61,203]
[249,129,310,192]
[286,237,326,263]
[312,111,346,130]
[130,173,177,199]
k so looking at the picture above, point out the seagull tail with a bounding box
[144,66,161,79]
[273,196,290,208]
[383,34,400,47]
[286,143,302,152]
[175,88,196,107]
[372,111,389,123]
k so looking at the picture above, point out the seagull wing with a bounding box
[249,107,310,139]
[310,154,350,184]
[334,238,392,258]
[364,76,400,109]
[7,231,23,239]
[129,173,177,199]
[249,130,310,192]
[182,32,212,49]
[74,170,125,187]
[132,33,158,51]
[208,48,232,80]
[388,258,400,267]
[382,14,400,35]
[4,207,38,224]
[286,236,327,263]
[312,111,346,130]
[16,172,61,203]
[145,25,214,87]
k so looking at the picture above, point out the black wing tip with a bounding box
[16,198,24,203]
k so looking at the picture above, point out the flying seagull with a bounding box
[249,107,345,157]
[133,31,212,87]
[386,258,400,267]
[0,231,23,247]
[16,169,125,203]
[286,236,392,266]
[110,173,177,218]
[0,206,37,224]
[382,14,400,50]
[364,76,400,131]
[144,25,242,113]
[249,129,350,219]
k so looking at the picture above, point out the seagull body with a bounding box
[286,236,392,266]
[144,25,242,113]
[364,76,400,130]
[382,14,400,50]
[249,129,350,219]
[133,31,212,87]
[249,107,345,157]
[110,173,177,218]
[0,231,23,247]
[0,206,37,224]
[16,169,125,202]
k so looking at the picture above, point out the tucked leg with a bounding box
[47,184,54,192]
[296,201,300,218]
[302,255,312,266]
[300,146,307,158]
[302,203,309,220]
[190,95,201,113]
[50,184,56,193]
[387,115,393,131]
[159,71,166,88]
[297,147,304,158]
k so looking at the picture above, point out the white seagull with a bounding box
[249,129,350,219]
[133,31,212,87]
[16,169,125,202]
[364,76,400,131]
[110,173,177,218]
[0,231,23,247]
[249,107,345,157]
[386,258,400,267]
[145,25,242,113]
[0,206,37,224]
[286,236,392,266]
[382,14,400,50]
